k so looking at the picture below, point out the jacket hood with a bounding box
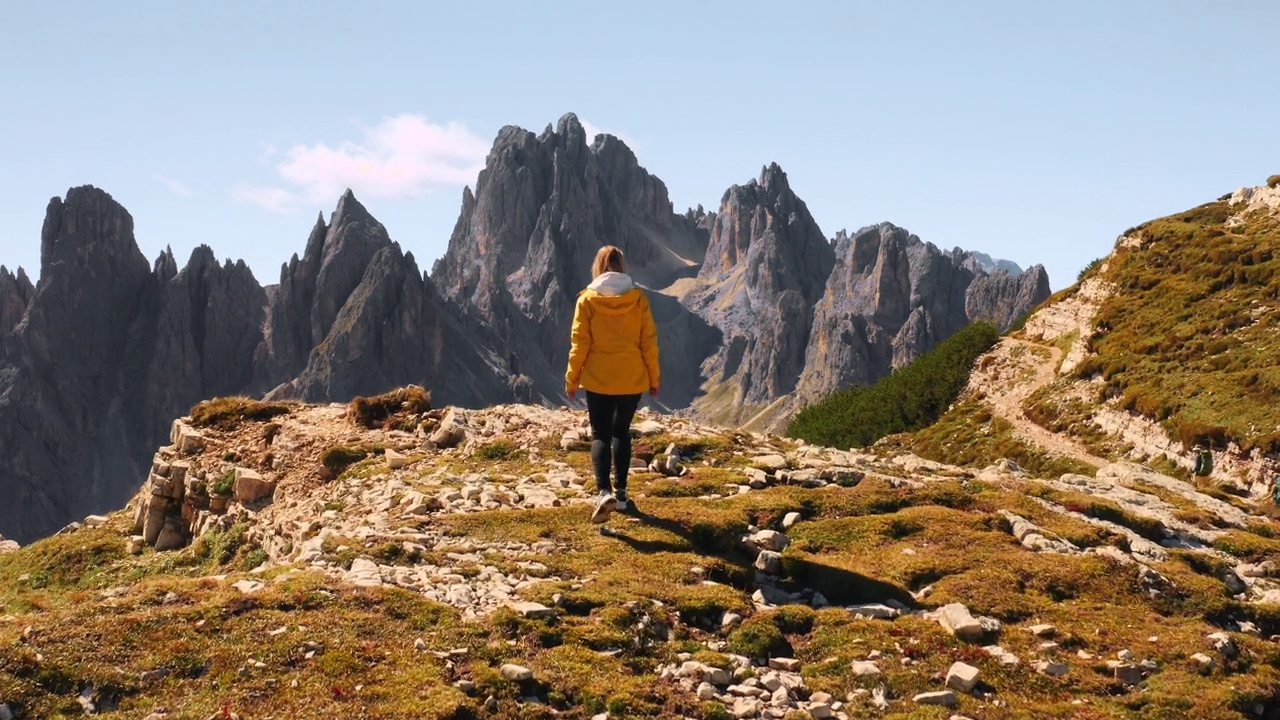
[582,272,643,315]
[588,272,635,296]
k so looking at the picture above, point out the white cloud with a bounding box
[154,173,192,197]
[237,115,489,214]
[232,185,301,215]
[580,120,640,152]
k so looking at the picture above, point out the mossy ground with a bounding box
[3,439,1278,719]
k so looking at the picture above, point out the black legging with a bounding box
[585,391,642,495]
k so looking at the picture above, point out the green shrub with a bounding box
[321,446,369,476]
[211,469,235,496]
[1267,174,1280,189]
[788,322,1000,448]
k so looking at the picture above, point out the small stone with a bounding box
[731,697,764,719]
[126,535,145,554]
[385,449,408,470]
[750,530,790,552]
[937,603,984,641]
[847,603,899,620]
[500,663,533,681]
[781,512,802,530]
[511,602,555,619]
[945,661,980,693]
[1028,624,1057,638]
[722,612,744,630]
[1190,652,1216,671]
[1113,663,1142,686]
[414,638,427,651]
[1035,660,1069,677]
[1117,649,1134,661]
[233,467,276,503]
[768,657,801,672]
[231,580,264,594]
[808,702,834,719]
[697,681,717,700]
[1207,631,1237,658]
[913,690,957,706]
[850,661,881,677]
[755,550,784,575]
[752,454,788,471]
[456,680,476,694]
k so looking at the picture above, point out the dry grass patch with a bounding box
[189,396,291,429]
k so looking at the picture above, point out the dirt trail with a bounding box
[975,337,1107,469]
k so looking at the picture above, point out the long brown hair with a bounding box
[592,245,626,278]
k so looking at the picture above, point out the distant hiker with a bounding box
[566,246,660,523]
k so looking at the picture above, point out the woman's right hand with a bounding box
[649,386,659,397]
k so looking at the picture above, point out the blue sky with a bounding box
[2,1,1277,291]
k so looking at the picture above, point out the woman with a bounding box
[566,245,660,523]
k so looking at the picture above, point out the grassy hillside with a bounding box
[1077,196,1280,455]
[3,398,1278,719]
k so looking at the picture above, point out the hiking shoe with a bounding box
[615,492,632,513]
[590,491,617,524]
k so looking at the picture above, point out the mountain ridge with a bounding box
[0,113,1046,543]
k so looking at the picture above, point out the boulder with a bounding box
[233,468,276,503]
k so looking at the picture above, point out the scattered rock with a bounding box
[231,580,264,594]
[848,603,900,620]
[1035,660,1069,677]
[232,467,275,503]
[750,530,790,552]
[850,660,882,677]
[385,449,408,469]
[936,603,985,641]
[913,690,957,706]
[769,657,801,672]
[512,602,555,619]
[752,454,788,471]
[977,640,1018,666]
[945,661,980,693]
[781,512,802,530]
[1207,632,1237,658]
[500,663,533,681]
[755,550,784,575]
[1191,652,1216,672]
[1028,623,1057,638]
[1112,662,1142,686]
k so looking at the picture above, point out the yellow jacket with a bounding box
[566,272,660,396]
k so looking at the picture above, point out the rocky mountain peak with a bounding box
[0,264,34,333]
